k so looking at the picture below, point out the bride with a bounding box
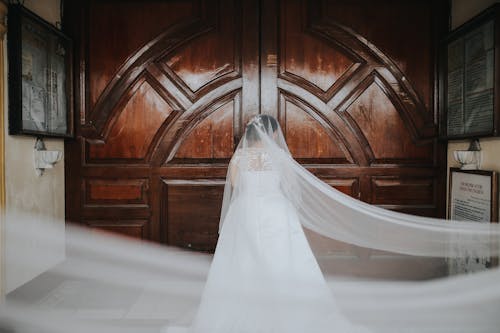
[169,115,368,332]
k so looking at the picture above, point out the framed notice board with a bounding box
[7,4,74,138]
[448,168,498,271]
[440,4,500,139]
[449,168,498,223]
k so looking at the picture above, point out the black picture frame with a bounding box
[439,4,500,139]
[448,168,498,223]
[448,168,499,269]
[8,4,73,138]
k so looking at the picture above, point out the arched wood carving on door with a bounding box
[261,0,447,217]
[64,0,448,252]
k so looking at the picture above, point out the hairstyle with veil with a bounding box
[243,114,279,144]
[237,114,288,152]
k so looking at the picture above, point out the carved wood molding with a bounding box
[278,72,434,167]
[311,21,435,137]
[279,37,365,103]
[84,0,243,144]
[85,81,242,165]
[281,1,437,141]
[83,178,150,207]
[83,19,213,140]
[153,89,242,166]
[157,52,241,103]
[278,91,358,165]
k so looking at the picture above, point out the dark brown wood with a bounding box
[64,0,449,251]
[64,0,256,246]
[263,0,448,219]
[84,179,149,206]
[162,179,225,251]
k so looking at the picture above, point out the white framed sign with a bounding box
[449,168,498,222]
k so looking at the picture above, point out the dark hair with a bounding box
[244,115,279,144]
[259,114,279,133]
[245,123,260,144]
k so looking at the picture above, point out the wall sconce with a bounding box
[34,138,62,176]
[453,139,482,170]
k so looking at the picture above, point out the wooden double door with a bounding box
[64,0,448,251]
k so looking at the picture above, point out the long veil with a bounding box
[223,115,500,259]
[2,115,500,332]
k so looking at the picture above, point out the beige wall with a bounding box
[448,0,500,220]
[3,0,65,294]
[0,0,6,300]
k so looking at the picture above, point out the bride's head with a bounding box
[238,114,290,154]
[244,115,279,147]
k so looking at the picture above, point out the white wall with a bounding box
[4,0,65,294]
[448,0,500,220]
[452,0,499,29]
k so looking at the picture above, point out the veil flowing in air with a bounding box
[2,114,500,332]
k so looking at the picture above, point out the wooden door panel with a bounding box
[160,30,240,100]
[162,180,225,251]
[82,2,236,141]
[279,94,353,164]
[318,0,437,110]
[87,79,175,162]
[84,179,149,206]
[172,96,237,162]
[370,177,435,206]
[345,81,434,164]
[272,0,441,144]
[156,90,242,165]
[261,0,447,218]
[324,178,360,198]
[65,0,447,249]
[88,1,200,109]
[280,0,364,102]
[65,0,257,243]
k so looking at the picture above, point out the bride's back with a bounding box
[231,147,281,195]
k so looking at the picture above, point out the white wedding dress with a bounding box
[177,148,368,333]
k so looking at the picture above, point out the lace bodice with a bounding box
[229,148,281,194]
[230,148,274,172]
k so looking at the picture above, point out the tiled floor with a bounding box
[6,269,197,332]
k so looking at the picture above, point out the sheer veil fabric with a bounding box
[2,115,500,332]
